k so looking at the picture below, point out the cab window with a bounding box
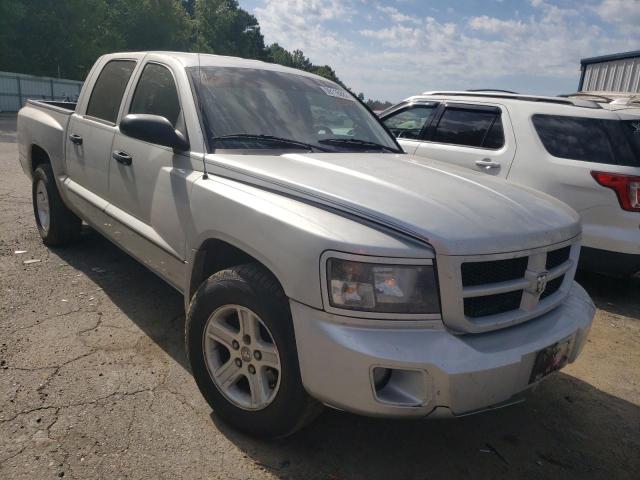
[129,63,182,129]
[86,60,136,123]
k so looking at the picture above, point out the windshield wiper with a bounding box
[318,138,399,153]
[211,134,329,152]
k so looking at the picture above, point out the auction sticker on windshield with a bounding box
[320,86,355,101]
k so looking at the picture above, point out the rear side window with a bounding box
[86,60,136,123]
[532,115,640,167]
[129,63,181,127]
[383,105,437,139]
[432,106,505,149]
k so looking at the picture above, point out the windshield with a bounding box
[188,66,400,153]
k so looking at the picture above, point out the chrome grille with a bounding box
[437,239,580,334]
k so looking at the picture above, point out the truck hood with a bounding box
[204,152,580,256]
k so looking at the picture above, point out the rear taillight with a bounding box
[591,171,640,212]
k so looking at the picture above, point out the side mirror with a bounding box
[120,114,189,151]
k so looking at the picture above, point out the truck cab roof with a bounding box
[98,51,326,80]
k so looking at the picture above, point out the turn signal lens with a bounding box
[591,171,640,212]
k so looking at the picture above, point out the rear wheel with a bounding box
[186,263,322,437]
[32,164,81,246]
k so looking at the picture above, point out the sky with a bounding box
[239,0,640,102]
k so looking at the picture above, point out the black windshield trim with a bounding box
[211,134,331,152]
[318,138,400,153]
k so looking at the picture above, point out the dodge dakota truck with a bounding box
[17,52,595,437]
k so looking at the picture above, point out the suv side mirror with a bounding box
[120,114,189,151]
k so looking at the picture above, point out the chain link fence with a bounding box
[0,71,83,112]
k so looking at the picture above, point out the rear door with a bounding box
[65,59,137,199]
[413,102,516,178]
[381,102,439,154]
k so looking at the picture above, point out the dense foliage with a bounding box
[0,0,390,107]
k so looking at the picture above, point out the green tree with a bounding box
[263,44,341,84]
[107,0,192,53]
[194,0,264,59]
[366,99,393,110]
[265,43,294,67]
[309,65,341,84]
[290,49,313,71]
[182,0,197,16]
[0,0,192,80]
[0,1,25,72]
[0,0,347,89]
[0,0,115,79]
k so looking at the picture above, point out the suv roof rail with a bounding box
[420,91,602,109]
[466,89,519,94]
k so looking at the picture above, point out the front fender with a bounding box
[186,175,433,309]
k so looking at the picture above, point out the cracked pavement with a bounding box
[1,113,639,479]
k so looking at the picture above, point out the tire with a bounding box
[186,263,322,438]
[32,164,81,246]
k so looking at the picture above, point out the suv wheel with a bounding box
[32,164,81,246]
[186,264,322,437]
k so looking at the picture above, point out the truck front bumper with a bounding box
[290,282,595,418]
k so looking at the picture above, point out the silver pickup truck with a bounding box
[17,51,595,437]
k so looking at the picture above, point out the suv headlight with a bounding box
[326,257,440,314]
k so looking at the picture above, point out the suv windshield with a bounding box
[188,66,400,153]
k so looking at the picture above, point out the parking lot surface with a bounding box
[1,113,639,479]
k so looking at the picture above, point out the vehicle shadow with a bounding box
[52,227,189,371]
[212,373,640,479]
[576,270,640,320]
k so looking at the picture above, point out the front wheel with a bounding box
[186,264,322,437]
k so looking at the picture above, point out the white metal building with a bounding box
[0,71,83,112]
[579,50,640,94]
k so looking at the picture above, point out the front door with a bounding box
[413,102,516,178]
[107,62,191,286]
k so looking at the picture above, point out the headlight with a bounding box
[326,258,440,314]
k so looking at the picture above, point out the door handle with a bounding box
[112,150,132,166]
[475,159,501,170]
[68,134,83,145]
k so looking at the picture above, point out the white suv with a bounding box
[380,91,640,277]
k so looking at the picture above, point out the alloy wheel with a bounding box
[203,304,281,411]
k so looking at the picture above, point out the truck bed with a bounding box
[27,99,77,112]
[17,100,76,180]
